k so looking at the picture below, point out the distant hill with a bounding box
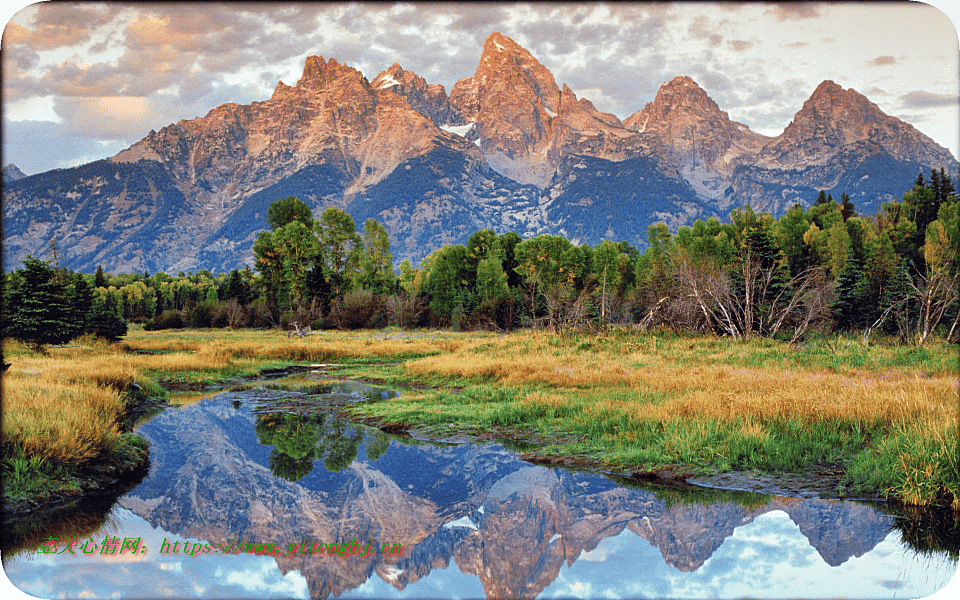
[3,163,27,185]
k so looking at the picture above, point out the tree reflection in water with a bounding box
[255,411,389,481]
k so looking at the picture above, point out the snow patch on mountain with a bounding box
[440,122,475,137]
[378,74,400,89]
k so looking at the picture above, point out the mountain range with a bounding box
[3,32,955,274]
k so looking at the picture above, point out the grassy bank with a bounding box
[3,327,957,511]
[2,337,157,511]
[345,329,960,509]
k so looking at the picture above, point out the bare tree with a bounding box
[909,245,960,345]
[673,245,829,341]
[223,298,246,328]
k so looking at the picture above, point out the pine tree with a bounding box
[94,265,107,288]
[831,253,869,330]
[5,257,79,351]
[66,272,94,339]
[88,294,128,342]
[840,192,855,221]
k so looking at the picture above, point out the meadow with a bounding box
[2,327,957,510]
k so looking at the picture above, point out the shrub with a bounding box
[329,289,380,329]
[144,310,186,330]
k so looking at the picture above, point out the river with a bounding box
[3,375,958,599]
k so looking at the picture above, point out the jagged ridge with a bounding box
[3,32,955,273]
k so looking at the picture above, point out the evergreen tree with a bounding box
[66,273,94,339]
[831,253,870,330]
[88,294,128,342]
[879,257,916,337]
[5,257,80,351]
[222,269,252,305]
[94,264,107,288]
[840,192,855,221]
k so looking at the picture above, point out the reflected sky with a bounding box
[6,507,955,599]
[539,511,958,600]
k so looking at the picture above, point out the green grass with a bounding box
[347,329,959,509]
[4,327,957,511]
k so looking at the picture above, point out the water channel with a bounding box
[3,371,958,599]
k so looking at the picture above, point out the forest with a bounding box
[3,168,958,349]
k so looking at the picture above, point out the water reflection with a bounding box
[255,412,387,481]
[3,385,957,599]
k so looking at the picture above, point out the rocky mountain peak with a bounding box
[794,80,877,127]
[626,76,728,129]
[448,32,568,185]
[296,55,365,91]
[760,79,956,169]
[3,163,27,183]
[624,75,770,198]
[480,32,537,67]
[370,62,418,94]
[371,63,463,126]
[450,32,561,121]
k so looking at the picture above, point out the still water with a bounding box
[3,379,958,599]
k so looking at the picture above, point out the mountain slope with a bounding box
[3,33,955,274]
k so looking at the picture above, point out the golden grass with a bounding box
[120,327,476,362]
[403,330,959,431]
[3,371,125,465]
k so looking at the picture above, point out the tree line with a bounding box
[3,168,957,350]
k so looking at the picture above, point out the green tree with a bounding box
[5,257,81,352]
[88,294,128,342]
[831,253,870,330]
[476,255,509,303]
[94,264,107,288]
[222,269,252,305]
[267,196,313,230]
[399,259,418,295]
[316,207,361,296]
[514,235,588,330]
[592,240,625,323]
[253,230,284,321]
[275,219,321,311]
[358,218,394,294]
[840,192,856,221]
[425,244,470,320]
[774,204,813,276]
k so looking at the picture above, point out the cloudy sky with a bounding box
[2,1,958,176]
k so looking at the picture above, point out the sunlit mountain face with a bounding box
[3,33,955,274]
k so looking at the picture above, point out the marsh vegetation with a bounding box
[3,327,956,513]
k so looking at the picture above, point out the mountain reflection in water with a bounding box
[4,387,957,599]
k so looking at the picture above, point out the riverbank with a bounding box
[1,337,166,523]
[341,329,959,509]
[2,327,957,514]
[0,328,477,522]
